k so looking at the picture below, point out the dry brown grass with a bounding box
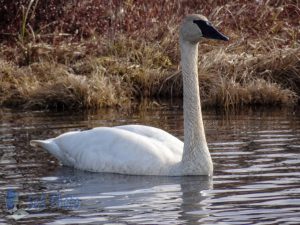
[0,0,300,110]
[197,44,299,108]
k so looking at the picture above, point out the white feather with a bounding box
[31,125,183,175]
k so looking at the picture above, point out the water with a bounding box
[1,104,300,224]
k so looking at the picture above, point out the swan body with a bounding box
[31,14,228,176]
[31,125,183,175]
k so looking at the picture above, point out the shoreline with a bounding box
[1,1,299,111]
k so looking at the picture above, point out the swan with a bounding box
[30,14,228,176]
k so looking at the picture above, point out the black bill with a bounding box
[194,20,229,41]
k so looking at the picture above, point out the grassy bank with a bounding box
[0,0,300,110]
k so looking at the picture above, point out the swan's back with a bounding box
[31,125,183,175]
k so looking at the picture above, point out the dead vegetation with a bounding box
[0,0,299,110]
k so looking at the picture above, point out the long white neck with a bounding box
[179,37,213,175]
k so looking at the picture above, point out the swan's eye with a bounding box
[193,20,212,29]
[206,21,212,27]
[193,20,210,34]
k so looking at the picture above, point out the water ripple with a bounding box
[0,107,300,224]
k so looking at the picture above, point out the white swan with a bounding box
[30,14,228,176]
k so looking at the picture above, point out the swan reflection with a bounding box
[42,167,213,224]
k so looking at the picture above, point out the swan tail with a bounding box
[30,139,69,165]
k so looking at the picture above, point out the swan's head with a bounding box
[180,14,229,44]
